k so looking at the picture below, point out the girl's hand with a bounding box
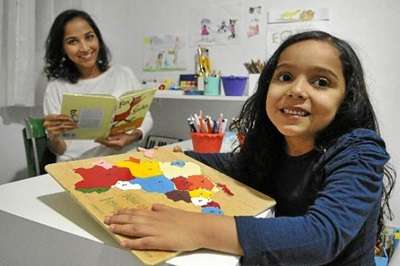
[104,204,205,251]
[104,204,243,255]
[43,114,77,140]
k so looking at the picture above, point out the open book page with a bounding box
[61,94,117,139]
[110,88,157,135]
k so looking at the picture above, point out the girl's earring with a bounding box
[97,59,103,65]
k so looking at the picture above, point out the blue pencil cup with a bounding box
[221,76,248,96]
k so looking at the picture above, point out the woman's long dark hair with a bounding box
[231,30,396,245]
[44,9,110,83]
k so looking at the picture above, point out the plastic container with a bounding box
[191,132,224,153]
[204,76,220,96]
[247,73,260,96]
[221,76,248,96]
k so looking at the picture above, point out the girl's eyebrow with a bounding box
[275,62,291,69]
[311,66,340,80]
[275,63,339,80]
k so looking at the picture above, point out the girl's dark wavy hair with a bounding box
[231,30,395,245]
[44,9,110,83]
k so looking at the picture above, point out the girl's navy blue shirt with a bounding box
[185,128,389,265]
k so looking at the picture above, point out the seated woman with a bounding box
[42,9,152,161]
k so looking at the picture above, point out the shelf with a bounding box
[154,94,248,101]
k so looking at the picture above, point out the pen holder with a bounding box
[221,76,248,96]
[204,76,220,96]
[247,73,260,96]
[191,132,224,153]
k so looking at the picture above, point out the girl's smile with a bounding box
[280,107,310,117]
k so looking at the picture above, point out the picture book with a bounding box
[61,87,157,139]
[45,149,276,265]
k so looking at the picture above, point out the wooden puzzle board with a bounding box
[45,149,275,265]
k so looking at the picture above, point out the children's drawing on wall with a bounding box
[266,8,330,57]
[274,8,322,22]
[228,19,238,39]
[246,5,262,38]
[216,20,228,33]
[143,34,186,72]
[189,3,242,46]
[200,18,212,41]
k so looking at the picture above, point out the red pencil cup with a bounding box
[191,132,224,153]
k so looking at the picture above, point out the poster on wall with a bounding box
[245,3,264,38]
[143,34,186,72]
[266,8,330,57]
[189,2,242,46]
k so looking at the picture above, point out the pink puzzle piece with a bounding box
[137,147,155,158]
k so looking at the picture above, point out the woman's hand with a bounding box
[43,114,77,155]
[96,129,142,150]
[43,114,77,140]
[104,204,243,255]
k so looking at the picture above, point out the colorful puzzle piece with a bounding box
[112,180,142,191]
[74,165,133,192]
[131,175,175,194]
[159,161,201,179]
[73,158,232,215]
[115,157,163,178]
[187,175,215,191]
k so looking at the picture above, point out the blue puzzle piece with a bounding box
[131,175,175,194]
[170,160,186,168]
[202,206,224,215]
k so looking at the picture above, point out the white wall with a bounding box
[1,0,399,225]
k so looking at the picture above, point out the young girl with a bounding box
[104,31,395,265]
[42,9,153,161]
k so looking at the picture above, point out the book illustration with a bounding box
[61,88,156,139]
[73,157,231,215]
[112,96,141,126]
[110,88,156,135]
[45,150,275,265]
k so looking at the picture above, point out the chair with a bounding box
[22,117,56,176]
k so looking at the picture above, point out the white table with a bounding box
[0,135,251,266]
[0,174,244,266]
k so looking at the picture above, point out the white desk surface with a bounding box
[0,135,245,266]
[0,174,242,266]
